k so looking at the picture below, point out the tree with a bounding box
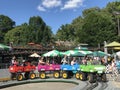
[56,5,118,47]
[81,8,116,46]
[71,16,84,44]
[5,16,53,46]
[4,24,29,46]
[29,16,52,45]
[56,24,75,41]
[0,15,15,43]
[105,1,120,14]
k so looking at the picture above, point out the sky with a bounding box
[0,0,116,34]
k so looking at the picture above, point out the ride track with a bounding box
[0,77,108,90]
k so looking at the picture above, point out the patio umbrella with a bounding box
[0,44,12,51]
[43,50,63,57]
[93,51,108,57]
[105,41,120,47]
[78,50,93,55]
[75,46,88,50]
[29,53,41,57]
[64,50,85,56]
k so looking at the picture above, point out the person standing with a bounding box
[111,59,119,78]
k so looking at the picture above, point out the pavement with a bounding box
[0,69,10,78]
[1,82,77,90]
[106,74,120,89]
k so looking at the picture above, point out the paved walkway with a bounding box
[106,74,120,88]
[0,69,10,78]
[1,82,77,90]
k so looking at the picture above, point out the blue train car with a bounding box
[60,63,80,79]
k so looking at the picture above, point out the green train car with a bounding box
[79,62,107,83]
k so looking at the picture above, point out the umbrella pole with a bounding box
[53,56,55,64]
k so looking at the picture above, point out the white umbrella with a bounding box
[64,50,85,56]
[0,44,12,51]
[78,50,93,55]
[43,50,63,57]
[29,53,41,57]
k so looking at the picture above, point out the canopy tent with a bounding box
[29,53,41,57]
[0,44,12,51]
[105,41,120,47]
[105,41,120,58]
[93,51,108,57]
[113,47,120,50]
[42,50,64,57]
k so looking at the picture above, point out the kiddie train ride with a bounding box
[9,60,107,83]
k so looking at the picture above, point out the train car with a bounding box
[79,64,107,83]
[9,62,36,81]
[60,63,80,79]
[37,64,61,79]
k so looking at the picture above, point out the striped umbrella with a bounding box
[64,50,85,56]
[78,50,93,55]
[43,50,64,57]
[0,44,12,51]
[93,51,107,57]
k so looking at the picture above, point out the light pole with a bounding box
[114,11,120,36]
[118,17,120,36]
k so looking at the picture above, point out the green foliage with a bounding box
[81,10,116,46]
[71,16,84,44]
[105,1,120,14]
[56,1,119,47]
[56,24,75,41]
[4,16,53,46]
[0,15,15,43]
